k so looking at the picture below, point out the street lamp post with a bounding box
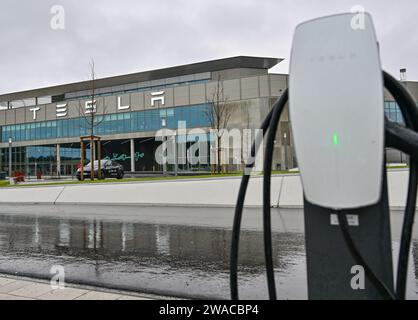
[283,132,288,171]
[273,140,277,171]
[161,118,167,176]
[8,137,13,184]
[174,134,178,176]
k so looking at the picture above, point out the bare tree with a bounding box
[205,75,232,173]
[241,102,251,169]
[78,60,108,180]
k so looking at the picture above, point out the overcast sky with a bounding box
[0,0,417,95]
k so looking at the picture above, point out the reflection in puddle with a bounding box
[0,214,415,299]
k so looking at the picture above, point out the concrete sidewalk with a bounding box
[0,274,163,300]
[0,169,412,209]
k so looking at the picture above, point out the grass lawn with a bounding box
[0,170,297,188]
[0,180,9,187]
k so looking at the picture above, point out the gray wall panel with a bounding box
[131,92,144,111]
[144,91,152,109]
[15,108,25,123]
[67,100,82,118]
[226,101,244,129]
[406,82,418,101]
[174,86,189,106]
[206,79,241,102]
[223,79,241,101]
[95,97,106,116]
[205,82,217,102]
[241,77,259,100]
[103,96,117,114]
[212,68,267,81]
[0,111,6,126]
[270,74,287,96]
[162,87,174,108]
[45,103,56,121]
[259,75,270,97]
[190,83,206,104]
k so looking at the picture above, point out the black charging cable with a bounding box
[262,91,288,300]
[261,82,396,300]
[231,71,418,300]
[386,118,418,158]
[337,72,418,300]
[262,71,418,300]
[335,72,418,300]
[334,115,418,300]
[383,71,418,300]
[230,90,287,300]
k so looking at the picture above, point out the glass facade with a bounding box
[0,145,88,176]
[0,135,213,176]
[0,147,26,174]
[0,103,213,176]
[384,101,404,124]
[1,104,211,143]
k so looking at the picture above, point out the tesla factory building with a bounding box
[0,56,416,177]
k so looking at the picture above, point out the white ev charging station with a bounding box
[290,13,392,300]
[231,12,418,300]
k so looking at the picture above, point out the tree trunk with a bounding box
[90,137,95,181]
[217,137,221,174]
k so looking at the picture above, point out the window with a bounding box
[1,103,215,142]
[384,101,404,124]
[117,113,124,133]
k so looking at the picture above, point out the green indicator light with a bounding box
[332,133,339,145]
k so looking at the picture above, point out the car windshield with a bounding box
[84,160,108,168]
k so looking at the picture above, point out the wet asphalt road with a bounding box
[0,209,416,299]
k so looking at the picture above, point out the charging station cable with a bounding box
[386,118,418,158]
[261,71,418,300]
[261,85,396,300]
[230,90,287,300]
[383,71,418,300]
[262,91,288,300]
[231,71,418,300]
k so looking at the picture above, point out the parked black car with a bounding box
[76,159,124,180]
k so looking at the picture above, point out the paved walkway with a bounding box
[0,274,160,300]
